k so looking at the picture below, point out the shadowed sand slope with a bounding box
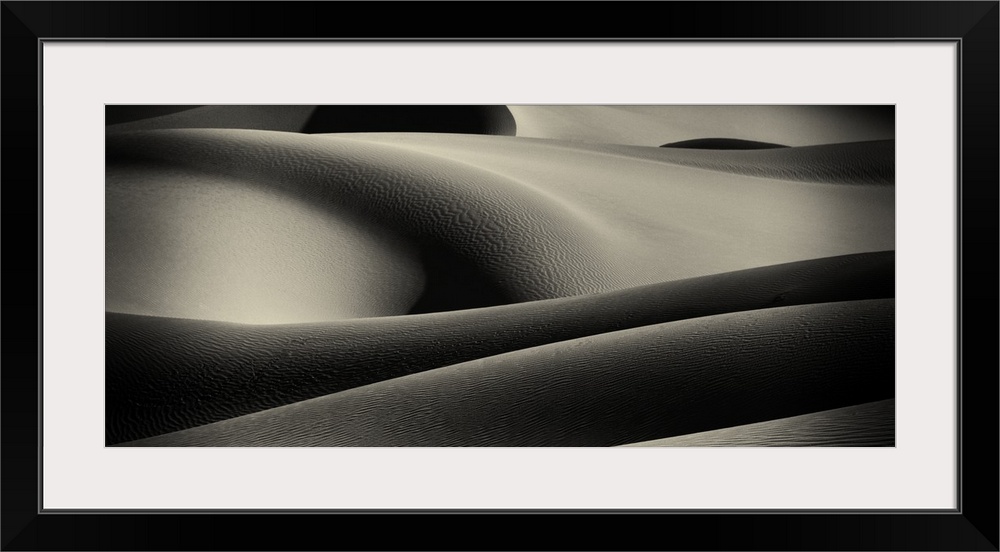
[301,105,516,135]
[106,251,893,444]
[621,400,894,447]
[106,105,517,136]
[119,299,894,447]
[107,129,894,325]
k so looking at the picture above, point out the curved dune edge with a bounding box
[106,251,893,444]
[118,299,894,447]
[620,399,894,447]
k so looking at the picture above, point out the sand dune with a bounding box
[107,129,893,324]
[118,299,894,447]
[106,251,893,444]
[106,105,895,448]
[620,399,894,447]
[660,138,789,149]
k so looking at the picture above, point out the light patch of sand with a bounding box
[106,164,424,324]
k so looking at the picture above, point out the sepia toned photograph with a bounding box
[105,105,895,447]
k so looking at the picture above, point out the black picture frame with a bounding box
[2,2,997,550]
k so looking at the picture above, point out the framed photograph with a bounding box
[3,2,997,550]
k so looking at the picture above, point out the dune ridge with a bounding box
[118,299,894,447]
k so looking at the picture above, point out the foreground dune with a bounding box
[106,251,893,444]
[119,299,893,447]
[621,400,894,447]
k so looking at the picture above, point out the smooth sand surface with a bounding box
[119,299,894,447]
[620,400,894,447]
[106,251,893,444]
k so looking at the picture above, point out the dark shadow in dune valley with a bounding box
[105,104,896,447]
[302,105,517,135]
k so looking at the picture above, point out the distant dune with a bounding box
[661,138,789,149]
[106,105,896,448]
[507,105,894,146]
